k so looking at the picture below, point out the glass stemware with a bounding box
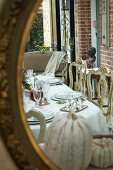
[42,81,50,100]
[33,90,41,107]
[22,88,30,109]
[26,69,33,77]
[33,80,41,107]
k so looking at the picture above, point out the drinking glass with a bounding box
[33,80,41,107]
[42,81,50,100]
[26,69,33,77]
[34,79,41,91]
[23,88,30,108]
[33,90,41,107]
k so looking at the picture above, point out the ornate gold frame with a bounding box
[0,0,58,169]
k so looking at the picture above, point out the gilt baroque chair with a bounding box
[87,65,110,110]
[74,58,83,92]
[69,61,76,89]
[105,73,113,125]
[26,110,46,143]
[69,58,87,96]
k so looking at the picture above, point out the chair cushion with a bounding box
[24,51,53,72]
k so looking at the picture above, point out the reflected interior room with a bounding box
[0,0,113,170]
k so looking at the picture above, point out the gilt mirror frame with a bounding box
[0,0,59,169]
[1,0,113,170]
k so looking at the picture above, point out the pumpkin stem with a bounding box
[67,112,77,120]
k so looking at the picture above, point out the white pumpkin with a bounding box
[90,137,113,168]
[44,113,92,170]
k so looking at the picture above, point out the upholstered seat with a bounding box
[23,51,68,82]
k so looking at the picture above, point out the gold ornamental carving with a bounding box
[0,0,57,170]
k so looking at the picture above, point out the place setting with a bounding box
[25,78,55,125]
[60,97,88,113]
[47,78,63,86]
[27,109,55,125]
[35,74,63,86]
[51,91,88,113]
[51,91,85,101]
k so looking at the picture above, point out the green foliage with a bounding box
[27,13,50,52]
[33,44,50,51]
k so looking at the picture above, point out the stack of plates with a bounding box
[51,91,83,101]
[35,75,63,86]
[47,78,63,86]
[27,110,54,125]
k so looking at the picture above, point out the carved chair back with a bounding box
[26,110,46,143]
[74,58,83,91]
[69,59,87,95]
[106,73,113,124]
[69,62,75,89]
[87,65,110,110]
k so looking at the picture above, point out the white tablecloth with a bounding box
[24,75,109,142]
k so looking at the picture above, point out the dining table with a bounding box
[23,74,109,143]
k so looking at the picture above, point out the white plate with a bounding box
[28,109,54,121]
[55,91,83,100]
[36,75,60,83]
[28,115,54,125]
[47,78,60,84]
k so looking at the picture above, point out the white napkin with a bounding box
[44,51,66,75]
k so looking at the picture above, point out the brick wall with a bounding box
[100,0,113,70]
[75,0,91,59]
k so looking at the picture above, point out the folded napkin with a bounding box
[44,51,66,75]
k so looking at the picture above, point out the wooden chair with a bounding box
[26,110,46,143]
[69,62,76,89]
[81,60,88,96]
[87,65,110,110]
[69,58,83,91]
[105,73,113,125]
[74,58,84,92]
[69,58,87,96]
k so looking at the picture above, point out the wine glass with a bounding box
[33,90,41,107]
[26,69,33,76]
[33,80,41,107]
[22,88,30,109]
[42,81,50,100]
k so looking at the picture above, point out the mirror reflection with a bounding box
[21,0,113,170]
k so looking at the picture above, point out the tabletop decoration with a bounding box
[60,97,87,113]
[43,112,92,170]
[90,137,113,168]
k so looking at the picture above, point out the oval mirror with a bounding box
[0,0,58,169]
[0,0,113,170]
